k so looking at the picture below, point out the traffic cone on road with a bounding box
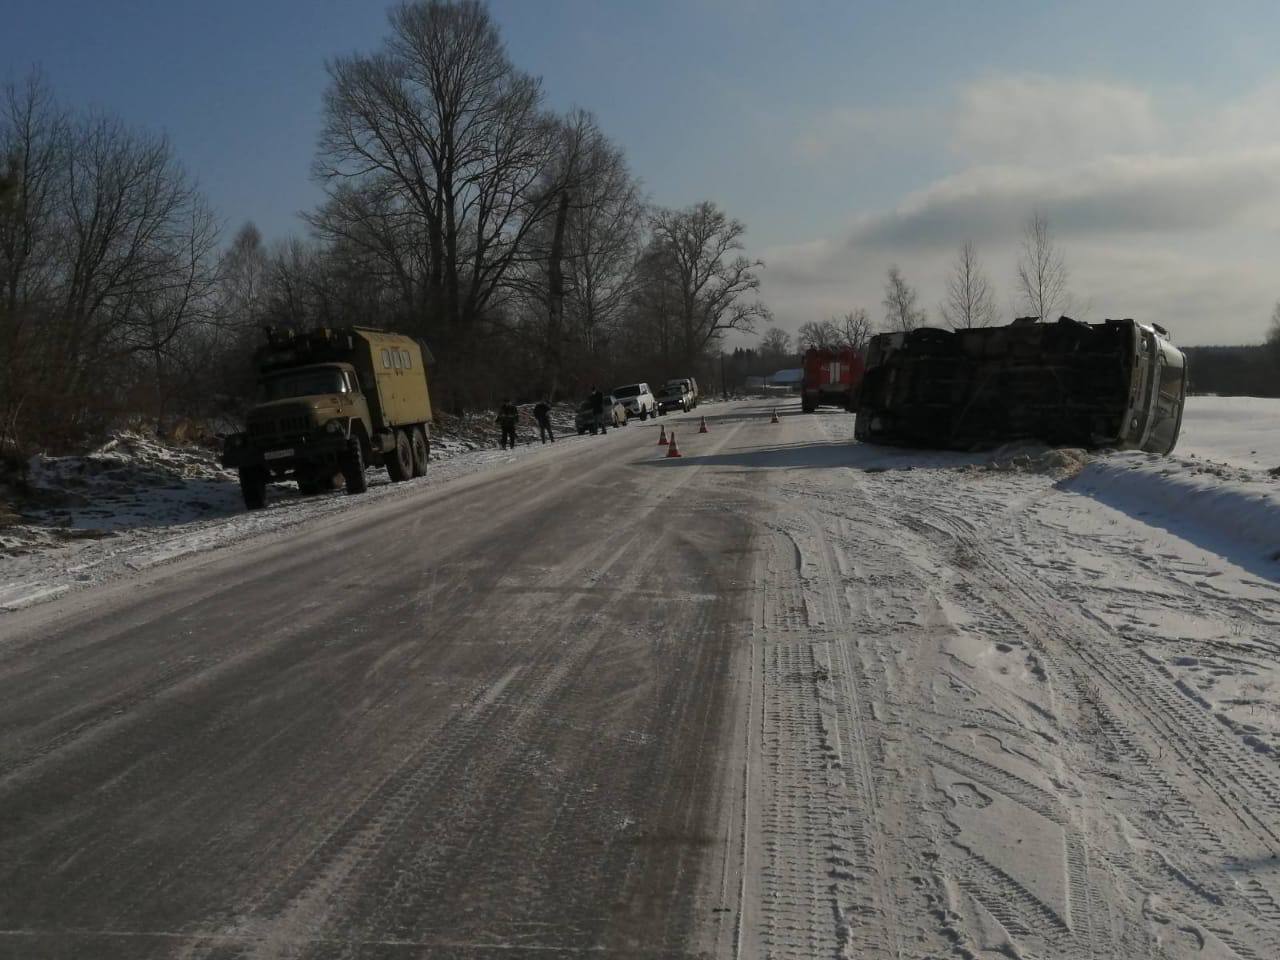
[698,416,708,434]
[657,424,668,445]
[770,408,780,424]
[666,430,682,458]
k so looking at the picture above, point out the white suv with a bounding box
[612,382,657,420]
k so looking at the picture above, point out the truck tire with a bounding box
[410,426,429,477]
[386,429,413,482]
[802,397,817,414]
[341,440,368,495]
[239,466,267,510]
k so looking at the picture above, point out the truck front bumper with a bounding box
[221,434,350,472]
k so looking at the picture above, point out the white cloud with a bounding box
[950,74,1165,166]
[754,73,1280,345]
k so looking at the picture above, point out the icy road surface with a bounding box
[2,399,1279,958]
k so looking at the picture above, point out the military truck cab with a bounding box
[222,327,433,509]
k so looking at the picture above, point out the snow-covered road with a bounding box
[2,398,1278,958]
[718,406,1280,958]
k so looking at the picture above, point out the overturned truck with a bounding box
[855,317,1187,454]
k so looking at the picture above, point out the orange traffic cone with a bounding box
[698,416,708,434]
[657,424,668,445]
[770,408,780,424]
[665,430,682,458]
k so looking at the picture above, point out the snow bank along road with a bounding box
[3,399,1280,958]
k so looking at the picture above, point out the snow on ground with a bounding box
[1178,395,1280,471]
[1074,396,1280,578]
[733,404,1280,958]
[0,403,582,611]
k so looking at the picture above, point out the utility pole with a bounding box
[720,351,728,400]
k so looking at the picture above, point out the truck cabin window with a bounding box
[261,369,348,400]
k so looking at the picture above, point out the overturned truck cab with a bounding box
[855,317,1187,454]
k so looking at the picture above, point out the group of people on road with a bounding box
[497,398,556,449]
[497,387,622,450]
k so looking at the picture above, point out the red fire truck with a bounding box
[801,347,866,412]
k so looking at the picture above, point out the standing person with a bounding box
[497,399,519,450]
[589,387,608,435]
[533,398,554,443]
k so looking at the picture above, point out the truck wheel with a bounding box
[640,407,649,421]
[410,426,429,477]
[341,440,368,495]
[297,475,318,496]
[802,398,817,414]
[239,466,267,510]
[386,429,413,482]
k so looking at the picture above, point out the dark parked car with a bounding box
[655,383,691,414]
[575,394,627,433]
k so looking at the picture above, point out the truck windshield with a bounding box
[614,385,641,398]
[261,370,346,400]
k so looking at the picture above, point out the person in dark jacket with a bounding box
[589,387,607,435]
[497,400,519,449]
[532,399,554,443]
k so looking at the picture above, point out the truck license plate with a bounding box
[264,449,294,461]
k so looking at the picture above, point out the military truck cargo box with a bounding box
[855,317,1187,454]
[222,327,434,509]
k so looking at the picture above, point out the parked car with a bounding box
[666,377,699,408]
[575,394,627,434]
[612,382,656,420]
[655,382,691,414]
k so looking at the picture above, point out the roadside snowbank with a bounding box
[0,404,582,612]
[1068,451,1280,575]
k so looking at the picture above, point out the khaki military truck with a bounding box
[221,327,433,509]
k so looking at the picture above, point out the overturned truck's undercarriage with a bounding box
[854,317,1187,455]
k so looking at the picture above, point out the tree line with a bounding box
[756,211,1071,362]
[0,0,770,455]
[756,213,1280,400]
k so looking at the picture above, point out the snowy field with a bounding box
[1179,395,1280,471]
[727,401,1280,957]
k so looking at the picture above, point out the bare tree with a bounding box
[0,70,66,450]
[645,201,770,365]
[513,109,644,394]
[835,308,872,351]
[940,241,998,330]
[0,70,219,449]
[759,326,791,359]
[1015,211,1070,321]
[559,113,643,358]
[315,0,562,394]
[882,265,925,332]
[797,319,839,350]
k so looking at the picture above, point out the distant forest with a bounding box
[1184,344,1279,398]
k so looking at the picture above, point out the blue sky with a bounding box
[8,1,1280,344]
